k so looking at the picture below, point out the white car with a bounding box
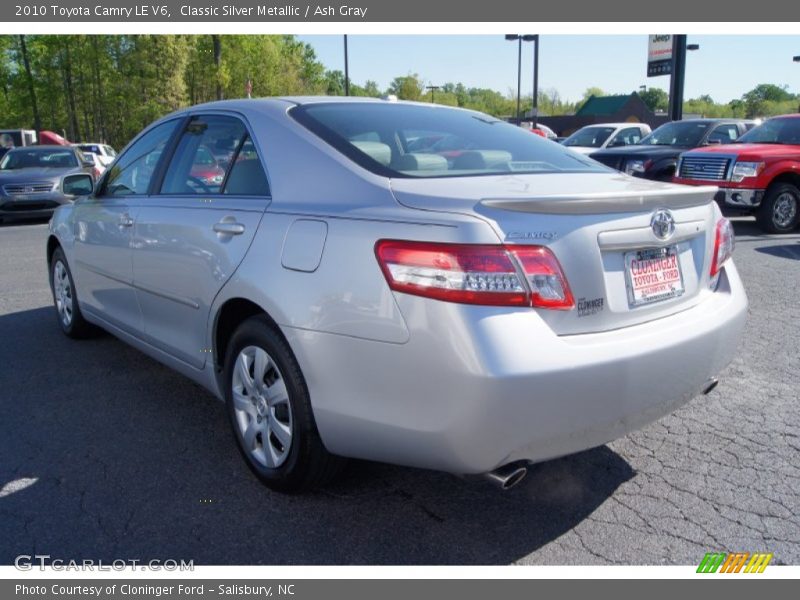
[562,123,652,154]
[48,98,747,492]
[73,143,117,168]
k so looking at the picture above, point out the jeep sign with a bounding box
[648,34,673,77]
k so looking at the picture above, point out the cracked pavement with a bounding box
[0,217,798,565]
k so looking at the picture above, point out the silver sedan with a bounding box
[47,97,747,492]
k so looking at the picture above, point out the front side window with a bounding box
[291,103,606,178]
[160,116,247,195]
[707,124,740,144]
[101,120,180,196]
[609,127,644,147]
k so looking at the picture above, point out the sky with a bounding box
[296,35,800,104]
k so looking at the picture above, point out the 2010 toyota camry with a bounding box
[46,97,747,492]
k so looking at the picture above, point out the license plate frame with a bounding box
[624,245,685,307]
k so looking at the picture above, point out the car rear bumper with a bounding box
[284,262,747,475]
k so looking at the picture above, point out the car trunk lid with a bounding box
[390,173,720,335]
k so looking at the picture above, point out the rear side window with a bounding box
[224,137,270,196]
[160,116,247,195]
[291,102,606,178]
[101,120,179,196]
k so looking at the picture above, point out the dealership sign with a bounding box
[648,35,673,77]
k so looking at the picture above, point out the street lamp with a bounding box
[505,34,539,126]
[343,35,350,96]
[426,85,440,103]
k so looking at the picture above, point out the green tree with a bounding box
[388,74,423,101]
[639,87,669,112]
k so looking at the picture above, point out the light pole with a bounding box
[668,36,700,121]
[795,56,800,112]
[426,85,440,103]
[505,34,539,126]
[343,35,350,96]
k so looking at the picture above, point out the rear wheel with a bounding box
[50,247,97,338]
[756,183,800,234]
[223,315,345,492]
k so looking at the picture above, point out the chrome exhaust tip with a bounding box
[702,378,719,395]
[482,462,528,490]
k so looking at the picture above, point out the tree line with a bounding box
[1,35,797,150]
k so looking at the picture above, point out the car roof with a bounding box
[578,123,646,128]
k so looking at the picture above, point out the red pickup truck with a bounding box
[673,114,800,233]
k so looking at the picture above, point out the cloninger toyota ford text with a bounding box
[46,98,747,492]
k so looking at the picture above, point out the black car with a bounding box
[590,119,755,181]
[0,145,94,222]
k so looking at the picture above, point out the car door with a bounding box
[131,113,269,369]
[71,118,181,334]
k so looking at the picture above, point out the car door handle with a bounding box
[213,221,246,236]
[118,214,134,228]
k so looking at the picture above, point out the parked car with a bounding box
[0,129,37,160]
[46,98,747,492]
[673,114,800,233]
[0,145,95,222]
[79,151,105,179]
[521,121,557,140]
[562,123,651,154]
[74,143,117,168]
[591,119,755,181]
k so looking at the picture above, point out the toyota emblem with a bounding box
[651,209,675,240]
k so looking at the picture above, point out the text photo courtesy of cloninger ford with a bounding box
[0,33,798,568]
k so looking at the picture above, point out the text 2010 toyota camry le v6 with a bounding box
[46,98,747,492]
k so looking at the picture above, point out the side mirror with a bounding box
[62,173,94,197]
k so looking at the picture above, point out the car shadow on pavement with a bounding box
[0,306,634,565]
[0,216,50,228]
[754,243,800,261]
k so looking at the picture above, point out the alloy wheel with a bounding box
[773,192,798,230]
[231,345,293,468]
[53,260,73,327]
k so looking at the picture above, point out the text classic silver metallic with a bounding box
[47,98,747,492]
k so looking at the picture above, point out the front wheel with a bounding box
[756,183,800,234]
[223,315,345,492]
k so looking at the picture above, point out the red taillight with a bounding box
[374,240,574,309]
[710,218,735,278]
[510,246,575,309]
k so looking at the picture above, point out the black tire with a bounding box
[49,247,98,339]
[756,183,800,234]
[223,315,345,492]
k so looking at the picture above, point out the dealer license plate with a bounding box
[624,246,685,307]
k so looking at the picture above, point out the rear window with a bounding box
[290,102,607,178]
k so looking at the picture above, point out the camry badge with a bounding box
[651,209,675,240]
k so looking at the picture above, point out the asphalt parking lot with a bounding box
[0,216,798,566]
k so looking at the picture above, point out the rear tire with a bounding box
[223,315,345,492]
[50,247,98,339]
[756,183,800,234]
